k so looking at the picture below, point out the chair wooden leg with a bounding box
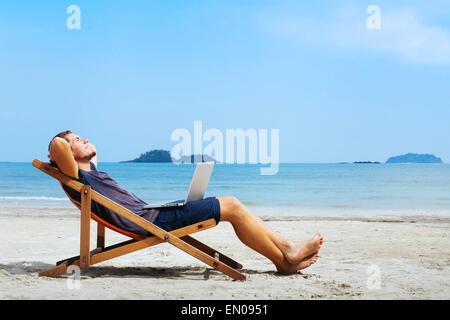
[79,185,91,269]
[39,263,69,277]
[164,234,246,280]
[181,235,243,269]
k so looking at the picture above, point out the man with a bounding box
[48,130,323,274]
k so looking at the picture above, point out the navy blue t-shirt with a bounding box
[62,162,159,236]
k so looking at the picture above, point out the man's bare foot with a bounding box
[283,232,323,265]
[296,252,319,271]
[276,251,320,274]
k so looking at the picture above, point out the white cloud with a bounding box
[260,7,450,65]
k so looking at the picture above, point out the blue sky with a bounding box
[1,0,449,163]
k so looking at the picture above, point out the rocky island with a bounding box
[386,153,443,163]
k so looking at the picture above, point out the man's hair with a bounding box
[48,130,72,152]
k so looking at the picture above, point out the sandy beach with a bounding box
[0,206,449,300]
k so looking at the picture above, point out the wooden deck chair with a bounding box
[32,159,246,281]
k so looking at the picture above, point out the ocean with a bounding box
[1,162,449,218]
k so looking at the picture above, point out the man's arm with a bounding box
[48,137,79,179]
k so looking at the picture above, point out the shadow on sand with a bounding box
[0,261,314,280]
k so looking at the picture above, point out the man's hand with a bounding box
[49,137,79,179]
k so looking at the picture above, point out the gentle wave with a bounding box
[0,196,67,201]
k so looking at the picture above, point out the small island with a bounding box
[353,161,380,164]
[121,149,218,163]
[386,153,443,164]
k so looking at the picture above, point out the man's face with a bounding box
[66,133,96,161]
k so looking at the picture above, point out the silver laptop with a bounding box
[142,161,215,209]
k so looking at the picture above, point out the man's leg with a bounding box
[217,196,323,274]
